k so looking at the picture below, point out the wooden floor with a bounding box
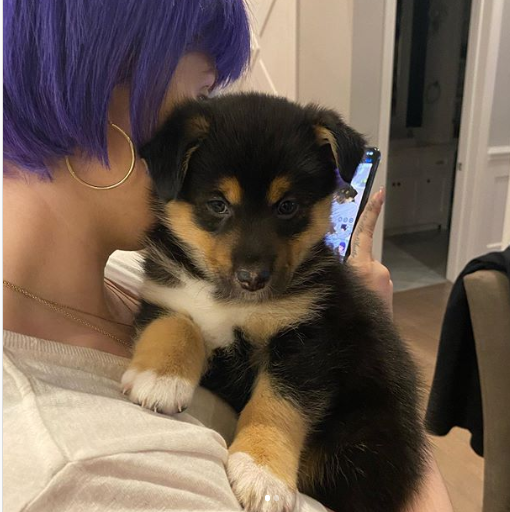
[393,283,484,512]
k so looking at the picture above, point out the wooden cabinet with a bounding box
[385,142,456,234]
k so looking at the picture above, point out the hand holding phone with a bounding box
[348,188,394,312]
[325,147,381,262]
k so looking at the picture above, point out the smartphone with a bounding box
[325,147,381,262]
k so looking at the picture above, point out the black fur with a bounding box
[138,93,427,511]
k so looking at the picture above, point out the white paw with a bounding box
[227,452,297,512]
[121,368,195,414]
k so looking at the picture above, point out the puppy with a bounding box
[335,184,358,204]
[122,93,427,512]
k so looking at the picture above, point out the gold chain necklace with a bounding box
[104,278,137,324]
[3,280,133,350]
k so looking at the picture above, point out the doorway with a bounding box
[382,0,472,291]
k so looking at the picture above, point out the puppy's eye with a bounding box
[207,199,230,216]
[276,200,299,219]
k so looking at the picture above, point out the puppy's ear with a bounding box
[308,106,366,183]
[139,102,210,202]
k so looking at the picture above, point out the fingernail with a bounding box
[378,187,385,204]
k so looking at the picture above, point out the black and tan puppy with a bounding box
[122,93,427,512]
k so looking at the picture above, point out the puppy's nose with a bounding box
[235,269,271,291]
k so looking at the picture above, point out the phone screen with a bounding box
[325,148,380,262]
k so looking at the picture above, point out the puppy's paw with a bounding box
[121,368,195,414]
[227,452,296,512]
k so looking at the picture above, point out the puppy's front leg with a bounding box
[122,310,205,414]
[227,373,308,512]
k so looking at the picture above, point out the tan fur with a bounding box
[218,177,243,205]
[186,115,210,139]
[181,144,200,176]
[314,125,340,169]
[267,175,292,204]
[131,313,205,382]
[177,115,210,176]
[241,290,325,344]
[287,195,333,270]
[165,201,237,275]
[230,373,309,488]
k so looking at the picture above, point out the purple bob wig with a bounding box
[3,0,251,177]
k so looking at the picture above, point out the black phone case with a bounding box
[343,147,381,262]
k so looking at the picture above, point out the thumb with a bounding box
[350,188,384,261]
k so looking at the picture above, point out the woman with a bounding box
[3,1,452,510]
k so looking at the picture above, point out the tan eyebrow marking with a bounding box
[217,176,243,205]
[267,175,292,204]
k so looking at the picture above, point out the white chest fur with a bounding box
[141,277,322,351]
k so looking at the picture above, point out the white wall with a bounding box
[232,0,297,99]
[297,0,353,117]
[349,0,386,142]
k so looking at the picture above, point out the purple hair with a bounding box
[3,0,251,177]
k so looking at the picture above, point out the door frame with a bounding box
[368,0,504,279]
[446,0,504,280]
[503,172,510,248]
[350,0,397,262]
[375,0,398,262]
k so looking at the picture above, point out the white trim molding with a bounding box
[488,145,510,251]
[374,0,398,262]
[447,0,505,281]
[503,198,510,249]
[493,146,510,248]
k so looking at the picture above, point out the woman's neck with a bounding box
[3,175,134,357]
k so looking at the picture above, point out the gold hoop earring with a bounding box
[65,122,136,190]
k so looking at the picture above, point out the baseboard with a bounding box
[384,224,447,237]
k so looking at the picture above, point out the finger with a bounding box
[350,188,385,261]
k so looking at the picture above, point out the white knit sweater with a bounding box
[3,251,324,512]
